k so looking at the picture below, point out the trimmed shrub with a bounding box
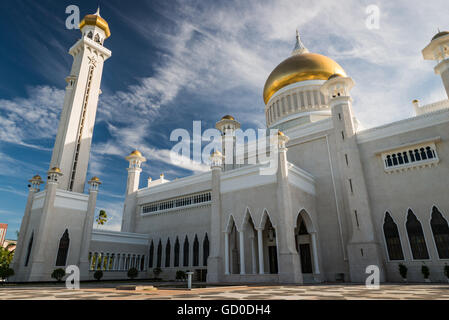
[176,270,186,281]
[153,267,162,278]
[51,268,66,282]
[421,265,430,279]
[0,266,14,281]
[398,263,408,279]
[94,270,103,281]
[127,267,138,279]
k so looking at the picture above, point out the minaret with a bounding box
[79,176,101,279]
[321,75,385,282]
[273,131,303,283]
[49,8,111,193]
[215,115,241,171]
[121,150,146,232]
[422,30,449,98]
[10,175,43,278]
[207,150,223,283]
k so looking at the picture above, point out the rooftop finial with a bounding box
[95,6,101,16]
[292,29,309,56]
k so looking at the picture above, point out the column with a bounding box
[251,234,257,274]
[257,229,264,274]
[310,233,320,274]
[239,230,246,275]
[224,232,230,275]
[88,253,93,270]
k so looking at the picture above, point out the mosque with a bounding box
[10,9,449,283]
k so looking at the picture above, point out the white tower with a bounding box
[121,150,146,232]
[215,115,241,171]
[321,75,385,282]
[422,30,449,98]
[49,8,111,193]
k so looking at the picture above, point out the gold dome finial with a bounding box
[292,29,309,56]
[79,7,111,39]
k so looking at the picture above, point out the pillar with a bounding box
[239,230,246,275]
[310,232,320,275]
[224,232,230,275]
[257,228,265,275]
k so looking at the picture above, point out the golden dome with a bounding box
[278,130,285,136]
[263,52,347,104]
[432,31,449,41]
[129,150,142,157]
[49,167,61,173]
[221,115,235,121]
[90,176,100,182]
[79,8,111,39]
[32,175,42,180]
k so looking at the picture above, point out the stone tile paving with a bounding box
[1,284,449,300]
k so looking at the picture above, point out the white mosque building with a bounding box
[10,10,449,284]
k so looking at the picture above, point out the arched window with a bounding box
[87,31,93,39]
[203,234,209,266]
[55,229,70,266]
[406,210,429,260]
[383,212,404,260]
[183,236,189,267]
[165,239,171,267]
[24,232,34,267]
[430,207,449,259]
[174,237,180,267]
[148,241,154,268]
[193,235,199,266]
[156,240,162,268]
[94,33,100,43]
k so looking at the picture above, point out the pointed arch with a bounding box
[383,212,404,260]
[148,240,154,268]
[406,209,429,260]
[174,237,180,267]
[430,206,449,259]
[203,233,209,266]
[24,231,34,267]
[259,209,276,230]
[165,238,171,267]
[295,209,316,233]
[183,235,190,266]
[225,214,237,233]
[55,229,70,266]
[193,235,199,266]
[156,239,162,268]
[240,208,256,231]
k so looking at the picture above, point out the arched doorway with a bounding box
[295,210,320,277]
[260,212,278,274]
[296,218,313,274]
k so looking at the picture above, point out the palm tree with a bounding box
[96,210,108,229]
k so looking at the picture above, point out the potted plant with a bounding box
[398,263,408,282]
[51,268,66,282]
[127,267,138,279]
[444,264,449,283]
[421,264,430,282]
[153,267,162,280]
[94,270,103,281]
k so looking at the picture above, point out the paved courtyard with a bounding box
[1,283,449,300]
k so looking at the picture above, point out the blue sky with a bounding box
[1,0,448,239]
